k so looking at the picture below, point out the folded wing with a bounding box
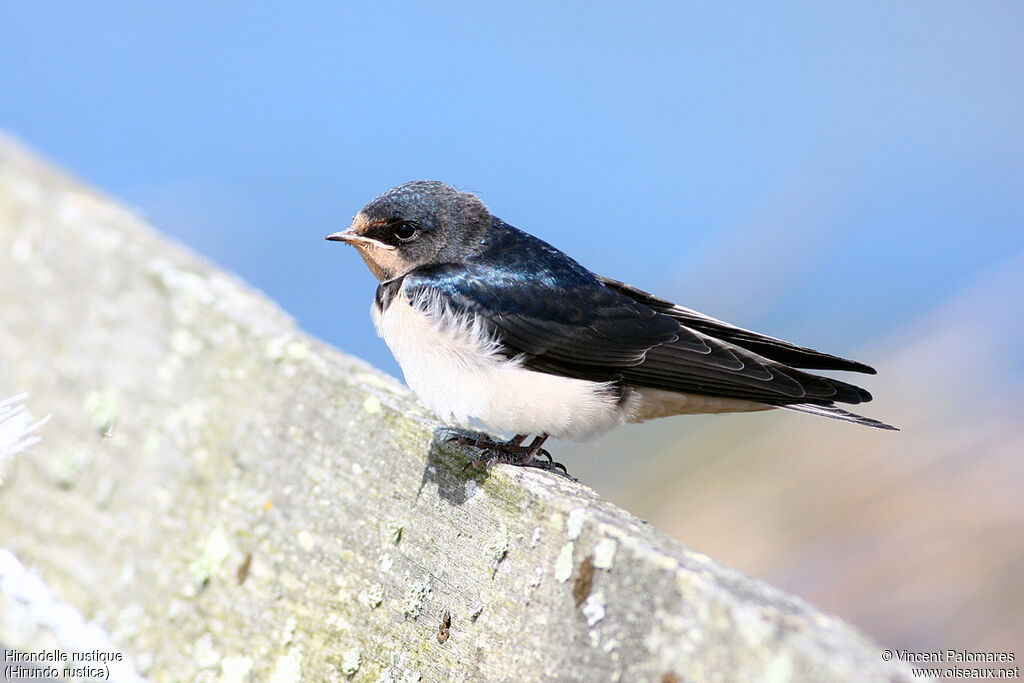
[399,226,894,429]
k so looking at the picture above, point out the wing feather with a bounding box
[397,223,883,423]
[600,277,878,374]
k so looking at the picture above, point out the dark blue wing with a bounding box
[402,221,680,366]
[400,219,873,407]
[599,277,877,374]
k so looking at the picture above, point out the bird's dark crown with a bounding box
[360,181,487,229]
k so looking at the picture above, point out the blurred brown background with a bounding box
[565,253,1024,654]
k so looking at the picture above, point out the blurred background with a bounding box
[2,1,1021,658]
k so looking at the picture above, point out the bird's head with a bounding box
[327,181,491,281]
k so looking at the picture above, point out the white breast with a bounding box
[372,293,630,441]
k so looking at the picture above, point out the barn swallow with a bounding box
[327,181,896,470]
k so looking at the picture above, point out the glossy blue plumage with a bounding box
[402,218,679,367]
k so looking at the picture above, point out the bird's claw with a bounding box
[441,428,572,477]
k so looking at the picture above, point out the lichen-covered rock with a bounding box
[0,135,922,682]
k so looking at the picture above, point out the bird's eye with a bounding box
[392,223,419,242]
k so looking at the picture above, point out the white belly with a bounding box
[373,294,629,441]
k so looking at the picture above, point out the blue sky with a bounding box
[2,2,1022,378]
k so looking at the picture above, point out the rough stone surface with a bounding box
[0,135,922,682]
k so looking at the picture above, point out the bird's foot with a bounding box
[441,429,571,477]
[440,428,525,453]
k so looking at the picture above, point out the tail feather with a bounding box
[781,402,899,431]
